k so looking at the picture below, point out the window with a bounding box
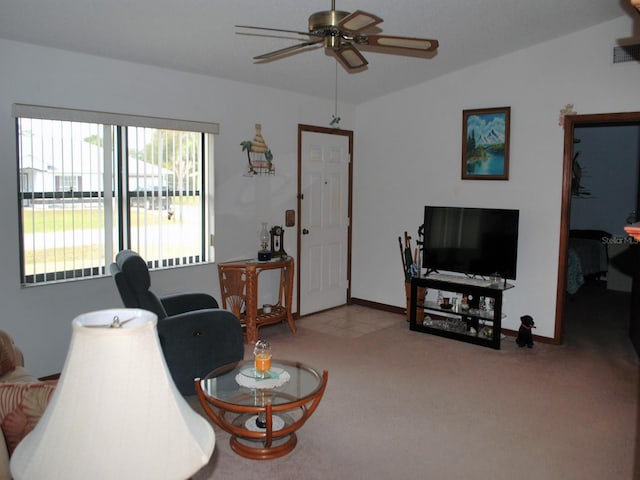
[14,104,218,285]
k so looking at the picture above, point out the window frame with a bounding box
[14,104,218,286]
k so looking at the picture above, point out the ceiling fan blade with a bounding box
[236,25,322,38]
[364,35,439,53]
[254,40,324,61]
[237,32,309,42]
[337,10,383,33]
[330,44,368,72]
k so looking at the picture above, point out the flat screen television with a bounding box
[422,206,519,280]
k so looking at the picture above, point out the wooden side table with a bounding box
[195,359,328,460]
[218,256,296,344]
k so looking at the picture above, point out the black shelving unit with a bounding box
[409,273,514,350]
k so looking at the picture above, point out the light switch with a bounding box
[285,209,295,227]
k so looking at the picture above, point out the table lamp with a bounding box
[625,222,640,241]
[10,308,215,480]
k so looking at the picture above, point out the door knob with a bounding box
[302,228,309,235]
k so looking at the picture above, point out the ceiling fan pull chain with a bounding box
[331,61,341,127]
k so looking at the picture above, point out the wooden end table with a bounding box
[195,359,328,460]
[217,256,296,344]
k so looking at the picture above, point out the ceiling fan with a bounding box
[236,0,439,72]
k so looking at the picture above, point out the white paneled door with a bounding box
[299,127,351,316]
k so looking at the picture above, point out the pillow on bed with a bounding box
[0,331,19,377]
[0,382,56,454]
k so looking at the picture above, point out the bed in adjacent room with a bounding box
[566,229,611,294]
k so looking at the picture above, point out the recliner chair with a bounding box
[110,249,244,395]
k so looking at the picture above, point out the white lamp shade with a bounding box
[10,309,215,480]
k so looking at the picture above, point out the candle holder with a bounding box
[258,222,272,261]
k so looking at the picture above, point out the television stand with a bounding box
[409,274,514,349]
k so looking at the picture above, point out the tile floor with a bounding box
[297,304,401,338]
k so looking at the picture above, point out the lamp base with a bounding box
[258,250,272,261]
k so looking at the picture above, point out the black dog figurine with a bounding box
[516,315,536,348]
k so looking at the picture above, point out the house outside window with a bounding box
[55,175,81,192]
[14,104,217,285]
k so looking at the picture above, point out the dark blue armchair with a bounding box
[110,250,244,395]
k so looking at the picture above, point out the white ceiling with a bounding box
[0,0,633,105]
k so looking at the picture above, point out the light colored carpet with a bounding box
[190,296,638,480]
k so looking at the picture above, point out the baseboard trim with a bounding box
[350,297,405,315]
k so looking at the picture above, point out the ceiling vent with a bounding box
[613,44,640,63]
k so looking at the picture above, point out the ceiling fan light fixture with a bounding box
[324,33,342,50]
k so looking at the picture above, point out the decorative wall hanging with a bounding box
[241,124,274,176]
[559,104,576,127]
[571,138,592,198]
[461,107,510,180]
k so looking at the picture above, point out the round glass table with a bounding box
[195,359,328,460]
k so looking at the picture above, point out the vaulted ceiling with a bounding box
[0,0,633,104]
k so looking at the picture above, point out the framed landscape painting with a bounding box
[461,107,510,180]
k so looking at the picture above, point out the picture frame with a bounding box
[461,106,510,180]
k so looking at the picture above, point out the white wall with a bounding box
[1,14,638,375]
[0,38,354,377]
[352,16,640,339]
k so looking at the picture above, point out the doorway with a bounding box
[556,111,640,344]
[297,124,353,316]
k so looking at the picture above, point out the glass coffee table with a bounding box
[195,359,328,460]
